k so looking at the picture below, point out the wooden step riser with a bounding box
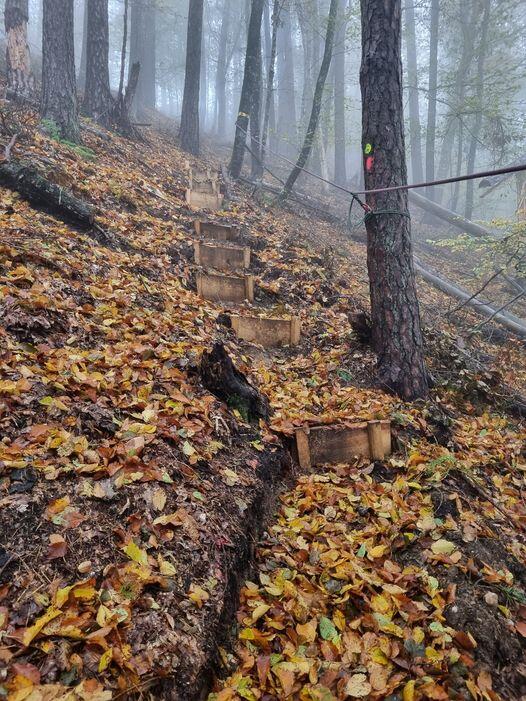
[196,273,254,303]
[194,242,250,272]
[231,315,301,347]
[186,190,224,211]
[194,221,240,242]
[295,420,391,469]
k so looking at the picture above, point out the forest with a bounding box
[0,0,525,700]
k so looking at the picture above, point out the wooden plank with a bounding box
[186,189,224,211]
[191,179,219,195]
[295,420,391,469]
[231,315,301,347]
[194,241,251,272]
[196,272,255,303]
[194,220,240,241]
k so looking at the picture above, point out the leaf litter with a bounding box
[0,111,525,700]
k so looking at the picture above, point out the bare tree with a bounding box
[4,0,34,98]
[180,0,204,154]
[229,0,265,179]
[261,0,282,165]
[215,0,230,137]
[360,0,428,399]
[129,0,156,119]
[280,0,339,200]
[83,0,113,126]
[333,0,347,185]
[41,0,79,142]
[276,1,296,158]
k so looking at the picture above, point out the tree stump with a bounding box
[199,342,269,422]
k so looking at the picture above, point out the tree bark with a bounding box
[425,0,439,200]
[83,0,113,126]
[4,0,34,98]
[464,0,491,220]
[180,0,204,155]
[280,0,338,199]
[404,0,424,182]
[78,0,88,91]
[333,0,347,185]
[228,0,265,179]
[41,0,79,143]
[360,0,428,399]
[250,9,263,179]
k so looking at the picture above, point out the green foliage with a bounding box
[41,118,96,161]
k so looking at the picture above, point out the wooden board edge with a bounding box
[295,427,312,470]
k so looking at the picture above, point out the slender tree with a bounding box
[465,0,491,220]
[425,0,439,200]
[229,0,265,179]
[280,0,339,199]
[83,0,113,125]
[180,0,204,154]
[333,0,347,185]
[215,0,230,137]
[261,0,282,164]
[78,2,88,91]
[4,0,34,97]
[276,1,296,158]
[129,0,156,119]
[405,0,424,182]
[360,0,428,399]
[41,0,79,142]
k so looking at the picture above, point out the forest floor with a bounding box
[0,104,525,701]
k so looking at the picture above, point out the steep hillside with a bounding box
[0,110,525,701]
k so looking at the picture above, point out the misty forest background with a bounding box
[3,0,526,222]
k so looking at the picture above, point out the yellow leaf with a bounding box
[369,544,387,559]
[158,556,177,576]
[403,680,415,701]
[250,603,270,623]
[123,541,148,566]
[431,539,455,555]
[152,487,166,512]
[296,620,317,643]
[189,584,209,608]
[22,607,62,646]
[98,648,113,672]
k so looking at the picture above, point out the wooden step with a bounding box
[231,315,300,347]
[295,420,391,469]
[194,241,250,272]
[194,220,240,241]
[191,179,219,195]
[196,272,254,303]
[186,190,224,211]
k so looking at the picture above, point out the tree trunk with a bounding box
[404,0,424,182]
[83,0,113,126]
[250,10,263,179]
[215,0,230,137]
[464,0,491,220]
[200,0,207,131]
[228,0,265,179]
[41,0,79,142]
[4,0,34,98]
[276,1,296,158]
[280,0,338,199]
[180,0,204,154]
[333,0,347,185]
[360,0,428,400]
[425,0,439,200]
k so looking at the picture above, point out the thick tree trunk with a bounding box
[360,0,428,400]
[276,1,296,158]
[41,0,79,142]
[83,0,113,125]
[280,0,338,199]
[425,0,439,200]
[180,0,204,155]
[229,0,265,179]
[333,0,347,185]
[215,0,230,137]
[4,0,34,98]
[465,0,491,220]
[404,0,424,182]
